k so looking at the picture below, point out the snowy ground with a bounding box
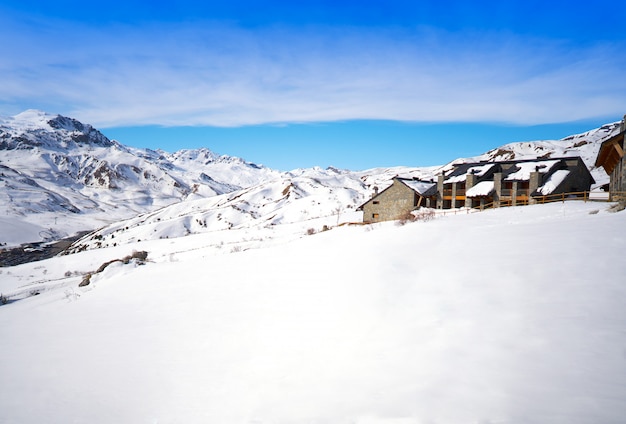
[1,201,625,424]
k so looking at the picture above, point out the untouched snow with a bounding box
[1,201,625,424]
[64,170,368,252]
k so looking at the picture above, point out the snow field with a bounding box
[0,201,625,423]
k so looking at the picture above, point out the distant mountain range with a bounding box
[0,110,280,246]
[0,109,620,248]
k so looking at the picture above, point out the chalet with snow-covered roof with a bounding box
[359,177,437,223]
[595,116,626,198]
[436,162,499,209]
[439,156,594,209]
[360,156,595,223]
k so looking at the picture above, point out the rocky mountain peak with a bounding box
[0,110,114,150]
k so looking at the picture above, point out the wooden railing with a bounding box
[476,191,625,210]
[609,191,626,201]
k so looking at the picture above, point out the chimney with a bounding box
[371,186,379,198]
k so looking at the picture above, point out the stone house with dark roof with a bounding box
[359,178,437,223]
[595,116,625,198]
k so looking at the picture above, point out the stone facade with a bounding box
[361,179,415,223]
[360,178,436,223]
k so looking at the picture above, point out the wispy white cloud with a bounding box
[1,13,625,127]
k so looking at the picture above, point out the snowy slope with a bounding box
[1,201,625,424]
[65,167,369,253]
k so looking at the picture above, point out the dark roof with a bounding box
[445,156,592,183]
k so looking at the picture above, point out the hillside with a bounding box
[1,201,625,423]
[0,110,280,247]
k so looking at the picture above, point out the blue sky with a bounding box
[1,1,625,170]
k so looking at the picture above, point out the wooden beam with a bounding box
[596,132,625,168]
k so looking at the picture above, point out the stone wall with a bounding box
[362,180,416,223]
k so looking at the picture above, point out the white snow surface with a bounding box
[400,179,436,194]
[64,170,368,252]
[1,201,625,424]
[504,160,560,181]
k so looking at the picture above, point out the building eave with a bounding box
[595,131,625,174]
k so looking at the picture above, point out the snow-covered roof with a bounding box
[445,163,495,183]
[466,181,495,197]
[504,160,560,181]
[536,170,570,195]
[400,179,436,195]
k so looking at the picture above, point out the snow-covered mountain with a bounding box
[0,110,280,246]
[0,109,621,250]
[65,168,369,253]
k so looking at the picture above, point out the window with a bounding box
[373,201,379,204]
[372,213,379,219]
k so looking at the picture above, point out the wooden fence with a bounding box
[477,191,626,211]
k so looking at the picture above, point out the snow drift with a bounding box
[1,201,625,424]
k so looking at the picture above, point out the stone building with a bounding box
[361,156,594,223]
[359,178,437,223]
[595,116,626,198]
[439,156,594,209]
